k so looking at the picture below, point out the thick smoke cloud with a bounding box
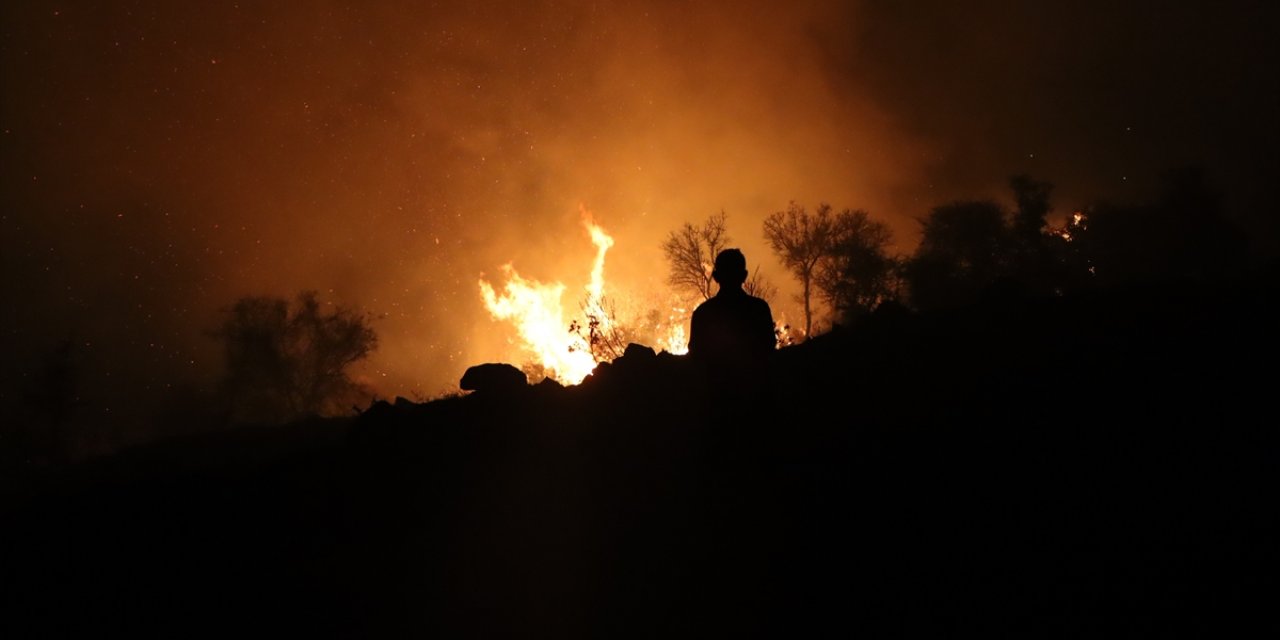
[2,1,1275,417]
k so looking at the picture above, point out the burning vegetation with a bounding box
[479,209,689,385]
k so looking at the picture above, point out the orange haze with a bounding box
[4,1,1274,412]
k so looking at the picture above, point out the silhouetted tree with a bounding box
[1010,174,1053,241]
[764,202,838,338]
[744,266,779,305]
[1072,166,1247,287]
[904,200,1013,310]
[212,291,377,424]
[662,210,730,301]
[815,209,899,324]
[570,295,633,363]
[1007,174,1072,296]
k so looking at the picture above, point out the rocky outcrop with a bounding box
[459,362,527,394]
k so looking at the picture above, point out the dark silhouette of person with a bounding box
[688,249,775,367]
[687,249,775,450]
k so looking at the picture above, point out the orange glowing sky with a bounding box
[3,1,1276,417]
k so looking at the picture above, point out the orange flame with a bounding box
[480,207,699,383]
[1058,210,1087,242]
[658,306,689,355]
[585,213,613,301]
[478,209,615,385]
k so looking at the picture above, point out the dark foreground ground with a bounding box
[3,283,1276,637]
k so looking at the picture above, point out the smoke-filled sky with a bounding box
[3,1,1277,419]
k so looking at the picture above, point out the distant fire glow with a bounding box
[1059,210,1087,242]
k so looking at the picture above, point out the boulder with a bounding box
[535,377,564,392]
[622,343,657,360]
[459,362,527,394]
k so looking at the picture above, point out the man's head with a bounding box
[712,248,748,287]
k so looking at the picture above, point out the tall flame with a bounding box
[585,211,613,301]
[478,208,615,385]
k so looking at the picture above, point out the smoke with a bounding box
[3,0,1274,413]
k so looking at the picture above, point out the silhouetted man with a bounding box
[688,249,775,367]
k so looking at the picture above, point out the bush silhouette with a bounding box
[212,291,377,424]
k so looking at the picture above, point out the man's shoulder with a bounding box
[746,295,772,313]
[695,294,731,310]
[696,291,770,315]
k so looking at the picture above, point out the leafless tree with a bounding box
[661,210,730,301]
[569,295,633,363]
[743,266,778,305]
[763,202,837,339]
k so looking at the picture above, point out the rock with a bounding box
[622,343,657,360]
[535,377,564,392]
[460,362,527,394]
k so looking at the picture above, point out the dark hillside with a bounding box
[4,280,1276,637]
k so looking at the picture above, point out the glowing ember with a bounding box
[479,209,615,385]
[1058,210,1087,242]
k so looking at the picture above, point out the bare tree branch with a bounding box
[743,266,778,305]
[763,202,836,339]
[662,210,729,301]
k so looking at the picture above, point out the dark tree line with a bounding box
[665,166,1252,342]
[10,167,1251,466]
[905,167,1247,312]
[662,202,897,339]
